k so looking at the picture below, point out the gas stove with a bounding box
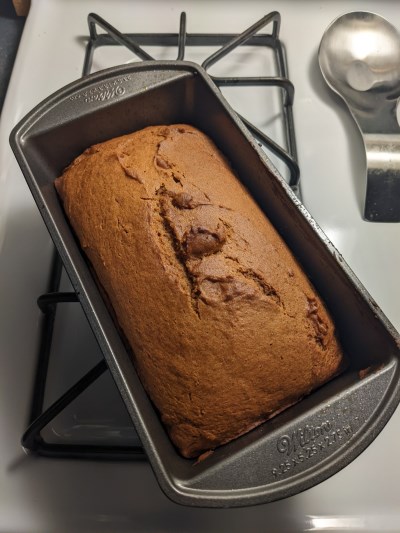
[1,0,400,531]
[22,8,300,464]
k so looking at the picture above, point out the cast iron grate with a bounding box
[22,11,299,460]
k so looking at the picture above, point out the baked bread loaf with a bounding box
[55,124,344,458]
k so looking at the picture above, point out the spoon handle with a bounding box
[348,101,400,221]
[364,133,400,221]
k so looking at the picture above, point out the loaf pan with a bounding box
[10,61,400,507]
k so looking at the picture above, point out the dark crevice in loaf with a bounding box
[154,136,187,189]
[224,256,282,306]
[198,275,258,304]
[116,147,144,183]
[158,194,202,318]
[154,155,171,170]
[225,255,241,266]
[183,226,226,258]
[189,182,211,202]
[172,174,183,185]
[306,296,329,349]
[238,268,282,306]
[177,194,210,210]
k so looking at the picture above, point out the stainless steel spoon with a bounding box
[319,11,400,222]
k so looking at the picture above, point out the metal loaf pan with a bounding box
[10,62,400,507]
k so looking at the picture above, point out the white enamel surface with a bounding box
[0,0,400,531]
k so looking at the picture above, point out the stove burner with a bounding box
[22,11,299,461]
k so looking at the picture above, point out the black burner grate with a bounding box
[84,12,299,188]
[22,11,299,460]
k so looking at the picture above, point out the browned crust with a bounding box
[56,124,345,458]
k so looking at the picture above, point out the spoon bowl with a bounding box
[319,12,400,109]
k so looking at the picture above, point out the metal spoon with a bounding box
[319,11,400,222]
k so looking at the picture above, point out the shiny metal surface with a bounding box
[319,11,400,222]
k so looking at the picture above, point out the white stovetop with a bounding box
[1,0,400,531]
